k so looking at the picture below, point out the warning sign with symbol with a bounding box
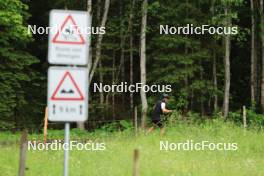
[48,67,88,122]
[51,71,84,101]
[52,15,85,45]
[48,10,91,65]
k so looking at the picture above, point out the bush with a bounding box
[101,120,133,132]
[166,110,205,126]
[228,110,242,125]
[247,109,264,126]
[0,121,15,131]
[228,108,264,127]
[166,110,181,126]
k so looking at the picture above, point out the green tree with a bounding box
[0,0,39,129]
[148,1,213,114]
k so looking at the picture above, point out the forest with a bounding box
[1,0,264,176]
[1,0,264,130]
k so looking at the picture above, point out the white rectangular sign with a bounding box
[48,10,91,65]
[48,67,88,122]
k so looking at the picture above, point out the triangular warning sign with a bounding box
[52,15,85,45]
[51,71,84,101]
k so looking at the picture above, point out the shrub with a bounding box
[228,108,264,127]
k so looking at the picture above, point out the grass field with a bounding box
[1,120,264,176]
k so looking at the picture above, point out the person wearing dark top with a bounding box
[147,94,172,135]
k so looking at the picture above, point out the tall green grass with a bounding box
[0,120,264,176]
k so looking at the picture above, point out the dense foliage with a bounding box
[0,0,42,129]
[0,0,264,130]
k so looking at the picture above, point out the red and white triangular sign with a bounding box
[51,71,84,101]
[52,15,85,45]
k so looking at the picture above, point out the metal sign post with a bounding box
[47,9,91,176]
[64,123,70,176]
[47,66,88,176]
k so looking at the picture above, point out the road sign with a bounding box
[48,10,91,65]
[48,66,88,122]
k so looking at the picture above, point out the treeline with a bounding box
[0,0,264,130]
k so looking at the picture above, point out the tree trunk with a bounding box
[97,0,104,105]
[87,0,92,14]
[99,60,104,105]
[251,0,257,106]
[87,0,93,77]
[200,59,204,116]
[89,0,110,84]
[184,0,189,113]
[223,6,231,120]
[184,45,188,112]
[140,0,148,129]
[120,1,125,106]
[260,0,264,111]
[211,0,218,111]
[190,88,194,111]
[213,49,218,111]
[105,93,109,118]
[76,0,92,130]
[129,0,136,115]
[112,50,116,120]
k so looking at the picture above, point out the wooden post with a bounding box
[134,106,138,135]
[133,149,139,176]
[243,105,247,128]
[18,130,28,176]
[44,107,48,143]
